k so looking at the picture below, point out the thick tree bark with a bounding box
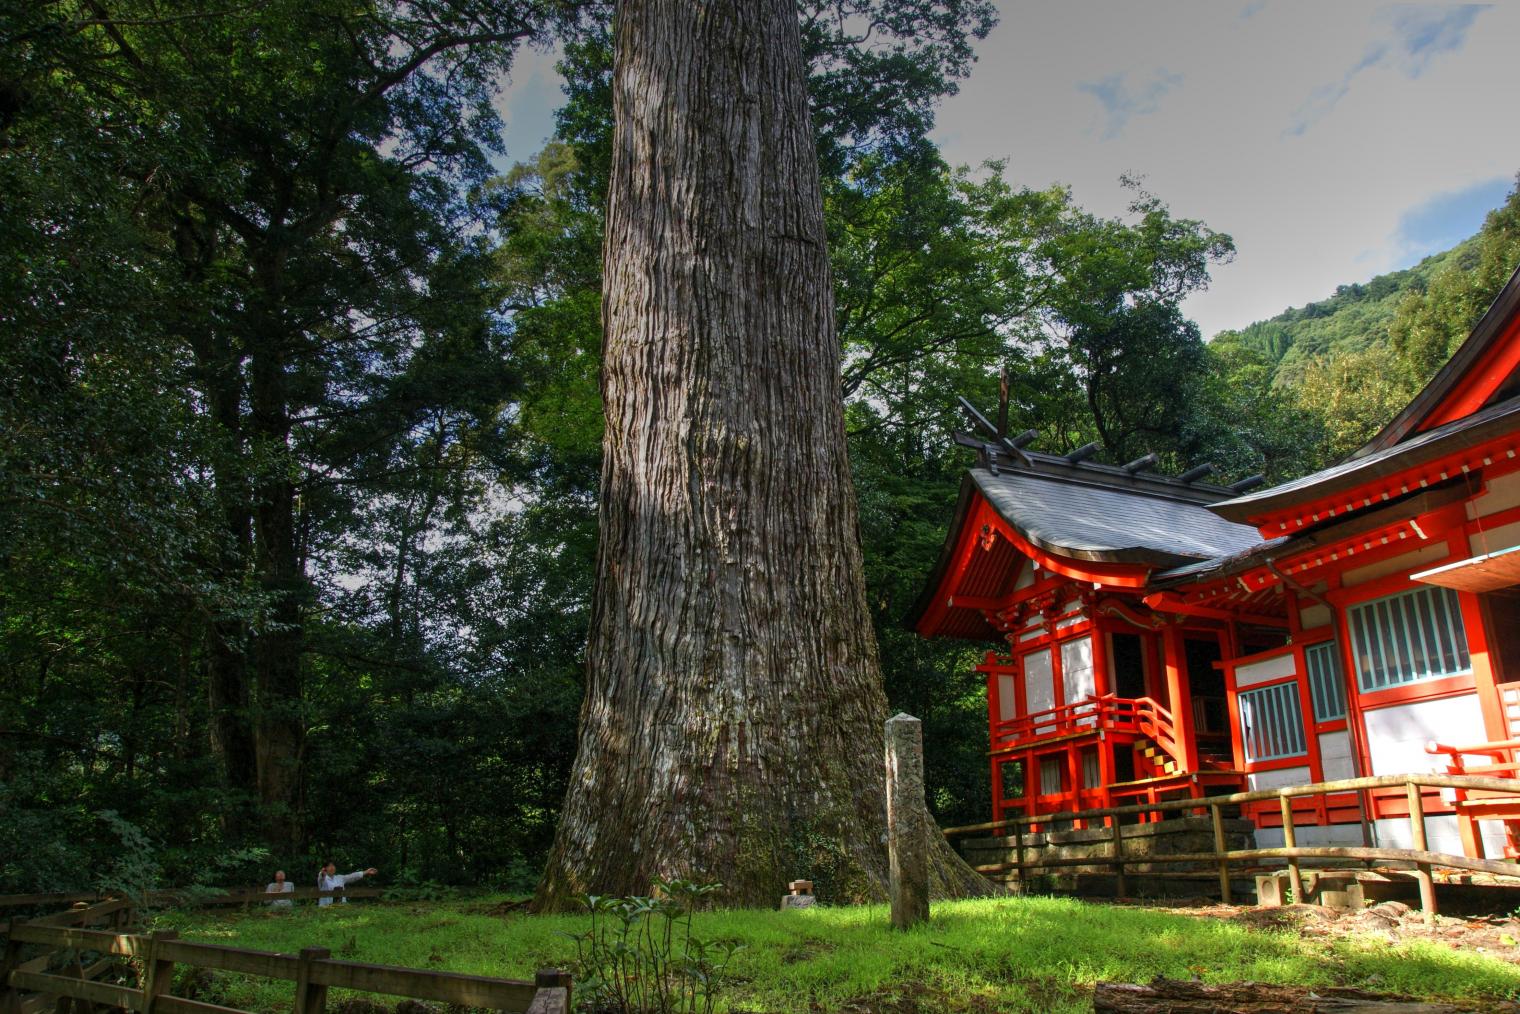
[536,0,988,910]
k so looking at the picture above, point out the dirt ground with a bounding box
[1119,896,1520,964]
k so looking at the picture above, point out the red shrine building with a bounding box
[908,266,1520,860]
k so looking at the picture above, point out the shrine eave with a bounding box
[1207,394,1520,527]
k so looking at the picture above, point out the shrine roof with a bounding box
[971,467,1265,567]
[1208,393,1520,524]
[902,461,1268,640]
[1149,535,1294,584]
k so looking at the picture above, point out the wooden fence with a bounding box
[2,897,570,1014]
[0,895,104,912]
[0,889,382,916]
[942,772,1520,924]
[171,888,383,909]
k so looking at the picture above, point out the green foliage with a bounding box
[1283,344,1414,465]
[566,881,742,1014]
[0,0,581,886]
[94,811,165,909]
[1391,174,1520,381]
[1192,337,1324,482]
[0,0,1011,889]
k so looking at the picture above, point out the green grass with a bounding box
[154,896,1520,1013]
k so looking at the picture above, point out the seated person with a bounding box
[265,870,295,909]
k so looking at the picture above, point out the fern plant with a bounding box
[564,879,741,1014]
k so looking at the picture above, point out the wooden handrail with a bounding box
[993,694,1181,757]
[1427,738,1520,760]
[991,693,1186,783]
[965,843,1520,880]
[29,897,135,928]
[180,887,382,905]
[0,894,103,912]
[942,771,1520,837]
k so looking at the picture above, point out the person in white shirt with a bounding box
[265,870,295,910]
[317,861,378,906]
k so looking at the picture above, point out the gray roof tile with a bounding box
[972,468,1265,567]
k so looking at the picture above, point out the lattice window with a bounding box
[1347,586,1470,693]
[1081,748,1101,789]
[1305,641,1346,723]
[1039,757,1064,795]
[1239,681,1307,763]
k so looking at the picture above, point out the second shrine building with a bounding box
[908,265,1520,860]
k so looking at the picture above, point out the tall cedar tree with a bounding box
[535,0,989,908]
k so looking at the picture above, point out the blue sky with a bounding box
[494,2,1520,337]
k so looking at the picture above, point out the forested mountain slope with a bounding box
[1207,175,1520,464]
[1217,244,1465,377]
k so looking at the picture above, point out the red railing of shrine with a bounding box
[1427,737,1520,776]
[992,694,1182,768]
[1427,737,1520,858]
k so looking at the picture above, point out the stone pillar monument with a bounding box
[885,713,929,929]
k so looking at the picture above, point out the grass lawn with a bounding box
[155,895,1520,1013]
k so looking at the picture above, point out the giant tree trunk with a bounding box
[536,0,988,910]
[248,278,306,855]
[180,224,259,821]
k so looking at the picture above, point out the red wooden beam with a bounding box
[1141,591,1287,628]
[983,512,1153,589]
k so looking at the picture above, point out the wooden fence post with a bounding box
[1405,780,1438,925]
[1210,803,1231,904]
[3,919,26,1014]
[293,948,330,1014]
[140,930,178,1014]
[530,969,571,1014]
[1279,793,1303,904]
[885,714,930,929]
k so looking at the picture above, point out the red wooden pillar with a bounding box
[1096,730,1116,818]
[1091,619,1112,698]
[1459,590,1508,742]
[1067,742,1083,828]
[1162,623,1200,772]
[983,651,1011,825]
[985,655,1003,745]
